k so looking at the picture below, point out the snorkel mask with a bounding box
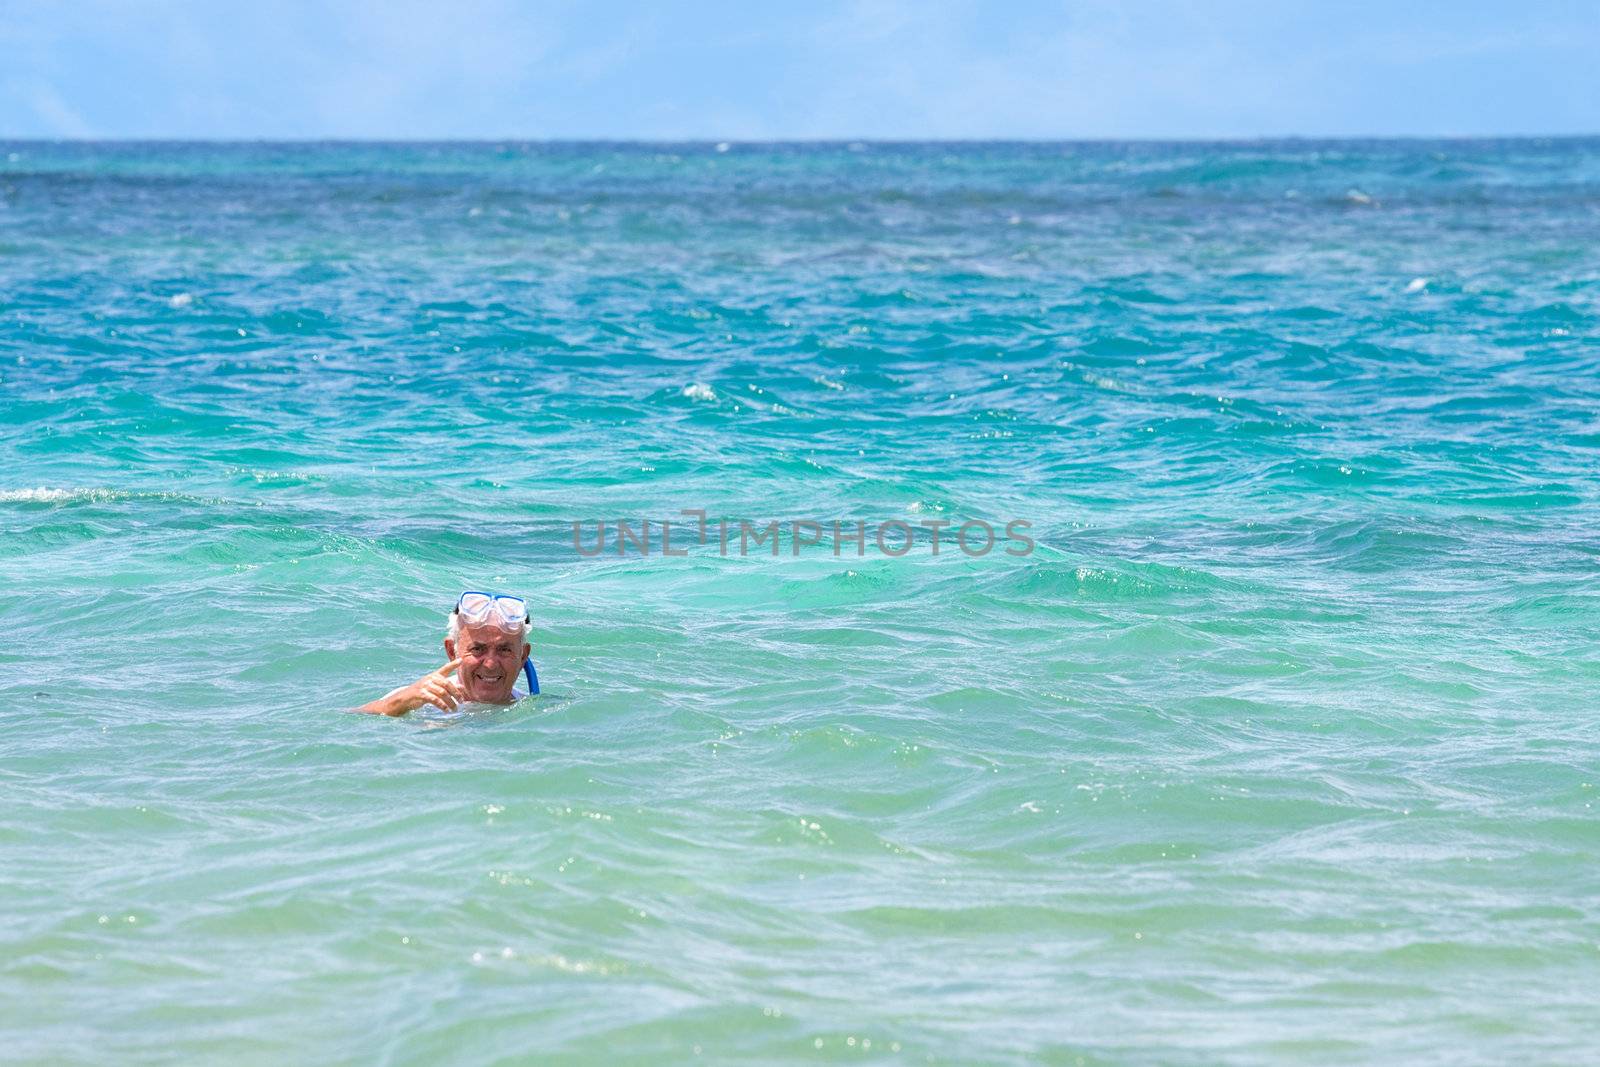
[453,591,540,695]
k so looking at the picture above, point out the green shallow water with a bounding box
[2,140,1599,1065]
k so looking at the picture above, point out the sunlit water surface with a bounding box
[3,141,1599,1065]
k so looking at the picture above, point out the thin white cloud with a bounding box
[11,79,96,137]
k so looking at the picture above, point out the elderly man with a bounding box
[357,592,540,716]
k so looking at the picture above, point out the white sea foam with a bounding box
[0,487,106,503]
[681,383,716,402]
[1404,277,1429,293]
[0,486,213,506]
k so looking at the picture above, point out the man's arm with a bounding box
[354,658,463,716]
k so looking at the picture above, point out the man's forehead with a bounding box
[457,622,522,644]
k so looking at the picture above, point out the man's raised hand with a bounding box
[412,657,465,711]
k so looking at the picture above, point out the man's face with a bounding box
[446,622,530,704]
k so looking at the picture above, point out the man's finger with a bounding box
[435,657,463,678]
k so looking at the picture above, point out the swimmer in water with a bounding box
[357,592,539,716]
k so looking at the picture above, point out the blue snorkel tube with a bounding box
[523,656,540,696]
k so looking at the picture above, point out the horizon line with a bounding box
[2,133,1597,147]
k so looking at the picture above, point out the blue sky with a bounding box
[2,0,1596,139]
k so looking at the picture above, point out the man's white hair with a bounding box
[447,611,530,641]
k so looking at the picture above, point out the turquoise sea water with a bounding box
[3,140,1598,1065]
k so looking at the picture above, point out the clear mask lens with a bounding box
[490,595,527,626]
[458,592,494,623]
